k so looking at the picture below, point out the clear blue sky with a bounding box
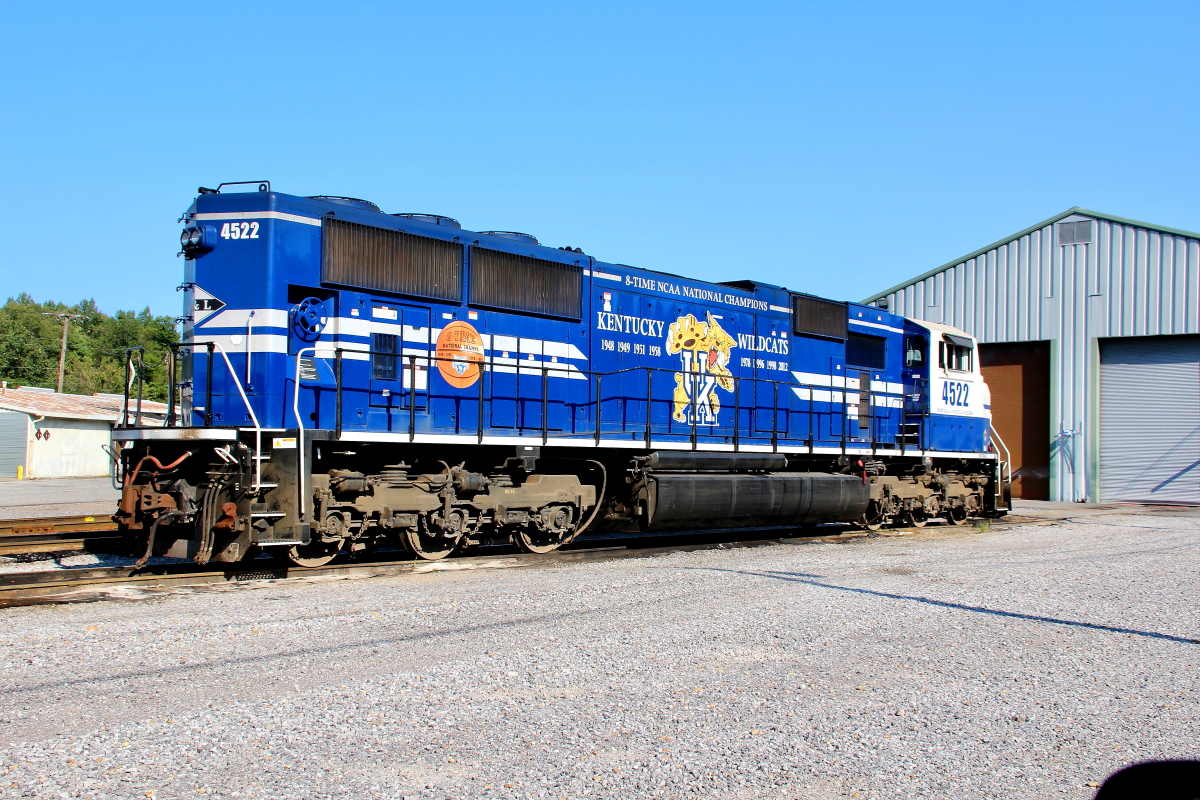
[1,1,1197,318]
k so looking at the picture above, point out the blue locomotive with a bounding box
[112,181,1009,567]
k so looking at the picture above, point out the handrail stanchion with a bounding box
[840,372,848,456]
[594,373,602,447]
[690,370,698,451]
[204,342,215,428]
[334,348,343,439]
[644,369,653,449]
[870,386,877,454]
[134,349,144,428]
[166,346,177,428]
[408,356,417,443]
[206,342,262,491]
[121,350,132,428]
[541,366,549,445]
[477,354,486,445]
[292,347,311,521]
[772,380,778,454]
[989,424,1013,506]
[808,381,815,448]
[733,378,740,452]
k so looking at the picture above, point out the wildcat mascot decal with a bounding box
[665,312,737,425]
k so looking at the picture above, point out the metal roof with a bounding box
[862,207,1200,303]
[0,387,170,423]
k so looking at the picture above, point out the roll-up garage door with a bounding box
[1099,335,1200,504]
[0,411,29,479]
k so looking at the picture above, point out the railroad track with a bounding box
[0,515,1044,609]
[0,516,120,557]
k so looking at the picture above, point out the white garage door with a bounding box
[1099,335,1200,504]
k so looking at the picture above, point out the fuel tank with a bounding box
[644,472,869,531]
[643,451,788,471]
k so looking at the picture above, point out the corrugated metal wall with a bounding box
[872,212,1200,501]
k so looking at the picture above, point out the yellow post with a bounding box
[16,465,23,480]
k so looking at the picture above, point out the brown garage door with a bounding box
[979,342,1051,500]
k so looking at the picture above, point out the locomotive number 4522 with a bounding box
[942,380,970,407]
[219,221,260,239]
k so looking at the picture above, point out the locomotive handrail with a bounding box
[209,342,263,492]
[316,348,884,453]
[988,424,1013,502]
[145,341,264,491]
[120,347,146,428]
[292,346,318,520]
[145,341,896,457]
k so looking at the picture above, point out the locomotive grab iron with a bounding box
[112,182,1010,567]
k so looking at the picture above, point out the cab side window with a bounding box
[905,335,926,368]
[940,340,973,371]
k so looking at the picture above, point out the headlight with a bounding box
[179,226,214,259]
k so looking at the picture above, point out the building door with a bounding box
[1099,335,1200,504]
[369,303,430,411]
[0,411,29,479]
[979,341,1051,500]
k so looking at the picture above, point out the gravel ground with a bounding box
[0,511,1197,800]
[0,478,117,521]
[0,552,188,574]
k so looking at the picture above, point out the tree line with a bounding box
[0,294,178,402]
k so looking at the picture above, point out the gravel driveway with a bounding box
[0,511,1197,799]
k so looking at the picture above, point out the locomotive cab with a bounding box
[903,321,992,454]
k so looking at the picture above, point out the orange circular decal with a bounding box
[435,320,485,388]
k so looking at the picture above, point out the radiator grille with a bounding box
[471,248,582,319]
[322,218,462,301]
[792,294,847,339]
[846,333,886,369]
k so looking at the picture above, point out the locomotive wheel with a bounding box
[287,539,342,568]
[906,510,929,528]
[859,500,888,531]
[288,514,346,568]
[402,528,458,560]
[513,504,576,554]
[945,505,968,526]
[402,515,461,561]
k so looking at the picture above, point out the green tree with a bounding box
[0,295,179,401]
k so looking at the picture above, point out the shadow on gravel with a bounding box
[702,568,1200,646]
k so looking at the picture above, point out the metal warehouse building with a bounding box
[865,208,1199,505]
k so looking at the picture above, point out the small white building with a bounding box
[0,386,169,479]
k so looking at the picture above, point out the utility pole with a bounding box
[40,313,88,393]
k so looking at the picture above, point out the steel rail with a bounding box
[0,516,1035,609]
[0,517,119,558]
[0,516,118,537]
[0,534,122,558]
